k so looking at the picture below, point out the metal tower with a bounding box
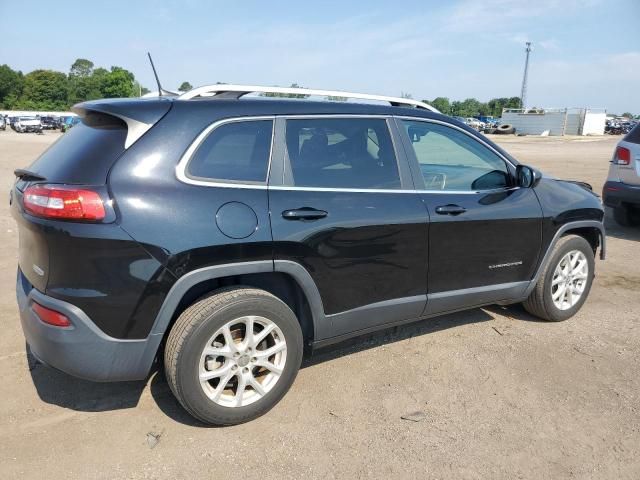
[520,42,532,109]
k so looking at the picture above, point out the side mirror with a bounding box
[516,164,541,188]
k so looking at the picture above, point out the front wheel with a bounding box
[523,235,595,321]
[164,287,303,425]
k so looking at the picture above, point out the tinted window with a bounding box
[401,120,510,191]
[624,124,640,144]
[27,113,127,184]
[285,118,401,189]
[188,120,273,182]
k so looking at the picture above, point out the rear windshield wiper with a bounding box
[14,169,46,182]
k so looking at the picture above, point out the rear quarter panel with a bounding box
[108,102,273,337]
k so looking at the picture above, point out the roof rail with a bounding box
[178,84,439,113]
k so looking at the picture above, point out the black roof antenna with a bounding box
[147,52,175,97]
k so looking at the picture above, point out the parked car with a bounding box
[14,116,43,133]
[603,123,640,226]
[39,116,58,130]
[13,85,605,425]
[60,115,80,132]
[464,117,485,131]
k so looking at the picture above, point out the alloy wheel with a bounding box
[199,315,287,407]
[551,250,589,310]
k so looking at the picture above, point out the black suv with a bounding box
[13,86,605,425]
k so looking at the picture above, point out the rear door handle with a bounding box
[282,207,328,220]
[435,204,466,216]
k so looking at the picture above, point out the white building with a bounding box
[501,108,606,135]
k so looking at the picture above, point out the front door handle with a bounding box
[435,204,466,216]
[282,207,328,220]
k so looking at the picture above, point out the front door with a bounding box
[396,118,543,314]
[269,116,429,339]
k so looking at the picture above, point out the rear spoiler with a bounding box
[72,98,172,149]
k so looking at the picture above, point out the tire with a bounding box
[613,204,640,227]
[164,287,303,425]
[496,124,515,135]
[523,234,595,321]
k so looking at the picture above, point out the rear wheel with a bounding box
[164,287,303,425]
[523,235,594,321]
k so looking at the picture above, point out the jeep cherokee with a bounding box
[13,85,605,425]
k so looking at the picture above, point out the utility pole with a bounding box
[520,42,532,110]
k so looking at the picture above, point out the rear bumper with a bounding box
[603,181,640,208]
[16,269,159,382]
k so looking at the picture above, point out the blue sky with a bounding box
[1,0,638,113]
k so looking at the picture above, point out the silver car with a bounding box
[603,124,640,226]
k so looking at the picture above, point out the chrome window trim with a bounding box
[175,116,276,188]
[280,114,407,192]
[395,115,517,169]
[176,114,517,195]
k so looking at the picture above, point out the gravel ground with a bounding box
[0,130,638,480]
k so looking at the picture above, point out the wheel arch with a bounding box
[522,220,605,299]
[138,260,326,376]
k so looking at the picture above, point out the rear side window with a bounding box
[187,120,273,183]
[26,113,127,184]
[285,117,401,189]
[624,124,640,144]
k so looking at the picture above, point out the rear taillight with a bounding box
[23,184,105,221]
[614,146,631,165]
[32,302,71,327]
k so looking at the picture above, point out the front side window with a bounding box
[285,118,401,189]
[187,120,273,182]
[401,120,511,191]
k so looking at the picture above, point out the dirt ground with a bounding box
[0,130,638,480]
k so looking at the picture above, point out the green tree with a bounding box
[18,70,69,110]
[507,96,522,109]
[487,98,509,117]
[458,98,482,117]
[131,81,150,97]
[68,58,102,104]
[450,100,462,116]
[621,112,633,119]
[427,97,451,114]
[178,81,193,92]
[69,58,94,78]
[0,64,24,108]
[99,66,136,98]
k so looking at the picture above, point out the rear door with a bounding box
[268,115,429,340]
[395,117,543,314]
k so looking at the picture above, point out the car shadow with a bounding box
[303,307,495,368]
[603,208,640,242]
[27,343,146,413]
[149,307,498,426]
[27,307,504,427]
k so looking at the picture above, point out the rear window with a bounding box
[623,124,640,144]
[26,112,127,184]
[187,120,273,183]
